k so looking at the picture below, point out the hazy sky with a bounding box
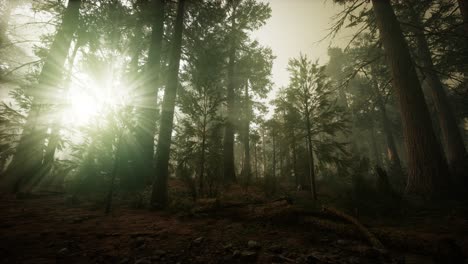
[253,0,349,90]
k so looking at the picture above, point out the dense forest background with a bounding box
[1,0,468,263]
[0,0,467,209]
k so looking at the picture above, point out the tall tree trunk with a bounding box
[241,82,251,184]
[105,131,123,215]
[42,40,81,174]
[262,128,266,178]
[136,0,165,187]
[375,89,402,174]
[406,3,468,184]
[291,128,298,188]
[254,141,258,180]
[371,0,450,197]
[305,109,317,200]
[150,0,186,208]
[369,125,383,168]
[4,0,81,193]
[272,129,276,180]
[223,3,239,184]
[198,115,207,196]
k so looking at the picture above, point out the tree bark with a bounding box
[241,82,251,184]
[291,129,298,188]
[406,4,467,182]
[42,40,81,175]
[150,0,186,208]
[369,125,383,168]
[223,4,238,184]
[136,0,165,188]
[371,0,450,198]
[5,0,81,193]
[375,89,402,175]
[305,109,317,200]
[272,128,276,179]
[254,141,258,180]
[105,131,123,215]
[262,128,267,178]
[198,115,207,196]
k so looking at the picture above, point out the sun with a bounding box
[67,88,100,124]
[61,72,127,126]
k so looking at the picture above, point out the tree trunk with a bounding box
[199,115,207,196]
[5,0,81,193]
[291,130,298,188]
[223,5,238,184]
[371,0,450,198]
[272,129,276,179]
[406,4,467,182]
[42,40,81,174]
[262,128,267,178]
[150,0,186,208]
[305,110,317,200]
[254,141,258,180]
[241,82,251,184]
[105,131,123,215]
[369,125,383,168]
[136,0,165,187]
[375,89,402,175]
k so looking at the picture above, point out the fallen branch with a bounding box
[322,206,386,253]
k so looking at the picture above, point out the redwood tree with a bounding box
[405,2,467,182]
[4,0,81,193]
[371,0,450,197]
[151,0,186,208]
[135,0,165,187]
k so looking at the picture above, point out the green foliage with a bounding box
[280,54,350,173]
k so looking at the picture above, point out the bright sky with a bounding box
[253,0,349,89]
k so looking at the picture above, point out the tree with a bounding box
[222,0,271,184]
[3,0,82,193]
[283,54,349,199]
[151,0,186,208]
[371,0,450,197]
[404,2,467,182]
[134,0,166,188]
[177,13,225,196]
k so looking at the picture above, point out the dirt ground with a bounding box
[0,193,467,264]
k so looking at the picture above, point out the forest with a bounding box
[0,0,467,263]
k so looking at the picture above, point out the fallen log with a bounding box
[322,206,386,253]
[190,196,292,215]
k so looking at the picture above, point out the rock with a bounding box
[240,250,258,262]
[247,240,261,250]
[193,236,204,244]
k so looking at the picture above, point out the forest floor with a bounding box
[1,186,468,264]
